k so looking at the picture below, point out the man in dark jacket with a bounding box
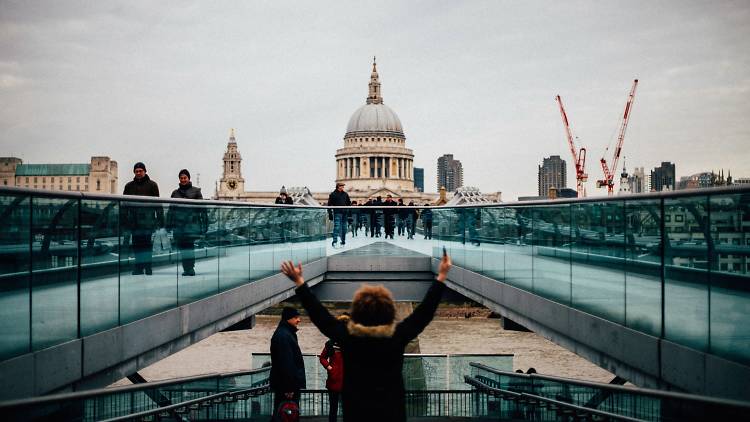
[167,169,206,276]
[270,306,306,417]
[281,253,452,422]
[123,162,162,275]
[383,195,397,239]
[327,182,351,247]
[421,204,433,239]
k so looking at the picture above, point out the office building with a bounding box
[538,155,567,197]
[437,154,463,192]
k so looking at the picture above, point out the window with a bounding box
[51,177,54,183]
[34,177,37,182]
[675,215,684,222]
[85,177,88,183]
[76,177,80,182]
[25,177,29,183]
[42,177,46,183]
[68,177,71,183]
[68,185,71,190]
[97,180,101,190]
[76,185,80,190]
[664,215,671,222]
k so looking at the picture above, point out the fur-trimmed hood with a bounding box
[347,319,396,338]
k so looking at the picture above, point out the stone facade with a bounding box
[0,156,118,193]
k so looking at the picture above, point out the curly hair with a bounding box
[350,284,396,327]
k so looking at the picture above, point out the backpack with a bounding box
[274,400,300,422]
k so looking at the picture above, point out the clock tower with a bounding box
[218,128,245,197]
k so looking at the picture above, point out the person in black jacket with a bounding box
[123,162,162,275]
[383,195,397,239]
[270,306,306,418]
[327,182,351,247]
[167,169,206,276]
[421,204,433,240]
[275,186,294,205]
[280,252,452,422]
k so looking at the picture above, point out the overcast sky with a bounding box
[1,1,748,200]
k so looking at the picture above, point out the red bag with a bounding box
[274,400,300,422]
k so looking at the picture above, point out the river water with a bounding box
[112,315,615,386]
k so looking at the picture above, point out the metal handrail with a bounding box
[99,383,270,422]
[468,363,750,409]
[0,367,270,409]
[464,375,646,422]
[2,184,748,209]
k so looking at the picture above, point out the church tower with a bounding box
[218,129,245,197]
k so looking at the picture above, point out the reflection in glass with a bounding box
[0,194,30,359]
[31,196,79,350]
[664,196,709,351]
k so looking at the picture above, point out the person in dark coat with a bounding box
[397,198,407,236]
[275,186,294,205]
[270,306,306,418]
[319,313,349,422]
[123,162,162,275]
[406,201,418,239]
[166,169,206,276]
[280,253,452,422]
[327,182,351,247]
[421,204,433,240]
[383,195,397,239]
[275,187,294,243]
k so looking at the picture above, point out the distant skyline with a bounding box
[1,1,748,200]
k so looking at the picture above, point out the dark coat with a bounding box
[296,281,446,422]
[328,189,351,207]
[123,174,160,197]
[270,320,306,393]
[167,183,207,238]
[275,196,294,204]
[421,208,433,223]
[122,175,162,230]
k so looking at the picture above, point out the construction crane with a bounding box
[597,79,639,195]
[555,95,587,197]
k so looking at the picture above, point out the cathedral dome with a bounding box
[345,103,403,136]
[344,58,405,138]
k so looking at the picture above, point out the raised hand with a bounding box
[436,253,452,282]
[281,260,305,286]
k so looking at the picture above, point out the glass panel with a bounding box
[480,207,506,280]
[218,207,251,292]
[171,203,216,304]
[571,201,626,323]
[504,207,533,290]
[0,194,30,359]
[664,195,709,351]
[462,208,483,271]
[249,208,275,280]
[624,199,662,337]
[80,199,120,336]
[532,204,571,303]
[119,200,175,323]
[709,193,750,364]
[31,196,78,350]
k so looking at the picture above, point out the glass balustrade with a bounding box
[1,186,748,371]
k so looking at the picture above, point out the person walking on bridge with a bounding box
[123,162,162,275]
[280,252,452,422]
[167,169,206,276]
[328,182,351,247]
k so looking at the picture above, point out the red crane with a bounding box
[597,79,639,195]
[555,95,587,197]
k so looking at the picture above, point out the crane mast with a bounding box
[597,79,639,195]
[555,95,587,197]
